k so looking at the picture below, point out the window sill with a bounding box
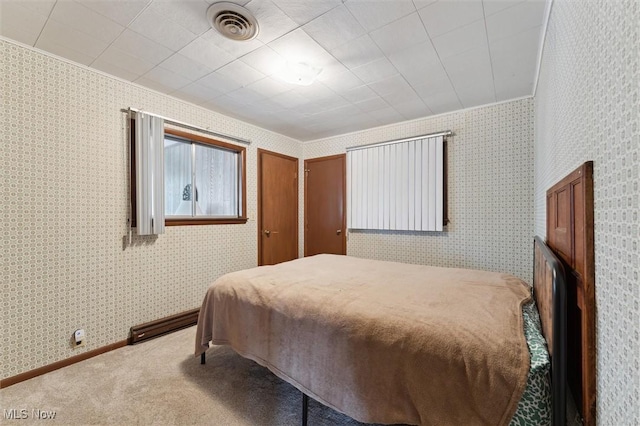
[166,217,249,226]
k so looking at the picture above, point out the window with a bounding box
[163,128,247,225]
[130,121,247,227]
[347,135,447,232]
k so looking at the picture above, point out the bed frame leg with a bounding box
[302,393,308,426]
[200,353,206,365]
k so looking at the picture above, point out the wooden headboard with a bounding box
[533,236,567,426]
[546,162,596,425]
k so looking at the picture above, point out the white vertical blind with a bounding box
[347,135,445,232]
[135,112,165,235]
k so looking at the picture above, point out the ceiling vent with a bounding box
[207,2,259,41]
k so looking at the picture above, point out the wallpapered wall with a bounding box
[0,39,302,380]
[1,37,535,381]
[303,98,534,282]
[534,0,639,424]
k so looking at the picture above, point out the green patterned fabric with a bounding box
[510,301,552,425]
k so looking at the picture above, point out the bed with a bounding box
[195,247,563,425]
[195,163,596,425]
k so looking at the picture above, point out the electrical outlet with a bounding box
[71,329,86,348]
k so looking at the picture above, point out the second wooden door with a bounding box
[304,154,346,256]
[258,149,299,266]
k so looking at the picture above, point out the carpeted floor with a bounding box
[0,326,369,425]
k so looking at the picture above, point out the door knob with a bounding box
[336,229,342,235]
[264,229,270,236]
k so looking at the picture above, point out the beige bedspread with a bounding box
[195,254,531,425]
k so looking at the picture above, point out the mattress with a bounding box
[196,254,551,425]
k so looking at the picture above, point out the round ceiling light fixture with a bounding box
[206,2,259,41]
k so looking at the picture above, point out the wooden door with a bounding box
[304,154,346,256]
[258,149,299,266]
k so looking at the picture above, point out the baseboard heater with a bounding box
[129,308,199,344]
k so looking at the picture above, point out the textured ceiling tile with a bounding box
[172,82,224,104]
[354,96,390,113]
[240,45,286,76]
[485,1,546,42]
[75,0,149,27]
[339,84,378,104]
[94,45,155,76]
[330,35,385,70]
[49,0,124,44]
[431,19,488,59]
[413,75,457,100]
[196,71,244,94]
[454,79,496,107]
[217,60,266,86]
[112,29,174,65]
[320,70,364,92]
[247,77,294,97]
[494,70,534,101]
[394,97,432,120]
[351,58,398,85]
[159,53,214,82]
[345,0,416,31]
[387,41,441,87]
[412,0,437,10]
[225,86,268,105]
[245,0,299,44]
[381,82,421,107]
[421,89,462,115]
[179,37,235,70]
[482,0,525,17]
[268,28,327,63]
[370,12,429,57]
[315,55,350,81]
[293,81,336,101]
[296,94,349,116]
[148,0,211,35]
[206,94,251,112]
[37,19,109,59]
[0,2,48,46]
[34,36,96,65]
[271,90,309,108]
[441,46,493,87]
[138,66,192,92]
[368,106,405,125]
[252,98,288,113]
[200,29,265,57]
[1,0,56,17]
[272,0,342,25]
[489,25,540,61]
[489,26,540,81]
[92,58,141,81]
[130,8,198,51]
[418,0,484,39]
[302,4,367,51]
[368,73,412,97]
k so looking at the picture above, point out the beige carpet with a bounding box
[0,326,370,425]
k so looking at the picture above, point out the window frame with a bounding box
[130,119,248,227]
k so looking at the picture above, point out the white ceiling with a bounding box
[0,0,547,141]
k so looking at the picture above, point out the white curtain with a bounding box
[347,135,444,232]
[135,112,165,235]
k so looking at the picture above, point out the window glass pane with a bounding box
[195,144,238,217]
[164,138,192,216]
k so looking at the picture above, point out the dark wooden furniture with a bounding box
[546,162,596,425]
[534,236,567,426]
